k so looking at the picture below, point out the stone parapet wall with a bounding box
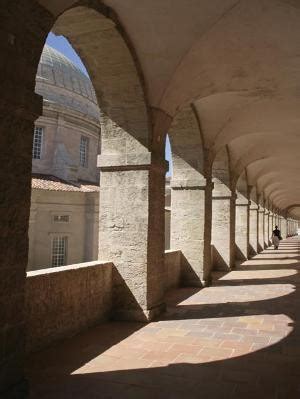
[25,252,182,353]
[164,250,182,291]
[26,261,112,353]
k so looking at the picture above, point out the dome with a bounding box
[35,45,100,121]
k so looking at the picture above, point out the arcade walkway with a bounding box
[27,238,300,398]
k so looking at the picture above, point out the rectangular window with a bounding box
[51,236,67,267]
[32,126,43,159]
[80,136,89,167]
[53,215,70,223]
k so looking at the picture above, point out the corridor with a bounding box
[28,238,300,398]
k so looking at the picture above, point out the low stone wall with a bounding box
[26,261,113,353]
[26,253,183,353]
[164,250,182,291]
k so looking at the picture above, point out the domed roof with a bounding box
[35,45,100,121]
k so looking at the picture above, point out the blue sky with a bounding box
[46,32,172,175]
[46,32,89,76]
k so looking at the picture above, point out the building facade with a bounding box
[27,45,100,271]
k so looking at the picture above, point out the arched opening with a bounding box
[1,2,169,394]
[27,36,101,272]
[41,5,168,324]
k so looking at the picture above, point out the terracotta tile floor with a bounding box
[27,238,300,398]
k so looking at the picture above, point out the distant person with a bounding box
[272,225,282,250]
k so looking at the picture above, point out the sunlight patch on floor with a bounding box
[220,269,298,280]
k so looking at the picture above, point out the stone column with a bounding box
[269,212,274,241]
[249,201,259,255]
[0,2,53,396]
[212,188,235,271]
[257,205,265,252]
[278,215,282,230]
[164,208,171,251]
[293,220,295,235]
[235,194,250,261]
[292,220,297,235]
[98,154,167,321]
[171,178,213,286]
[27,205,37,270]
[264,210,270,248]
[280,217,287,239]
[84,200,99,262]
[290,219,294,235]
[0,99,36,398]
[292,220,295,235]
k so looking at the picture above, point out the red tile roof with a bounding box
[31,174,99,192]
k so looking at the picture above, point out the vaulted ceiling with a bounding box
[39,0,300,217]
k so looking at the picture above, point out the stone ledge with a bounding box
[97,153,168,173]
[26,260,111,277]
[236,199,251,206]
[170,178,209,190]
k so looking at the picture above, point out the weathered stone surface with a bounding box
[0,0,53,396]
[164,250,181,291]
[249,201,259,255]
[211,149,235,271]
[168,106,211,286]
[235,195,250,261]
[98,163,167,322]
[257,206,265,252]
[268,212,274,244]
[25,261,112,352]
[264,210,270,248]
[171,181,212,285]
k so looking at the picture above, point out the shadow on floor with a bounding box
[27,238,300,398]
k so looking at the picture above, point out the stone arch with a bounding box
[169,105,205,180]
[211,147,235,271]
[211,147,231,192]
[53,3,151,151]
[0,1,168,394]
[49,2,174,321]
[50,4,169,323]
[168,105,212,286]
